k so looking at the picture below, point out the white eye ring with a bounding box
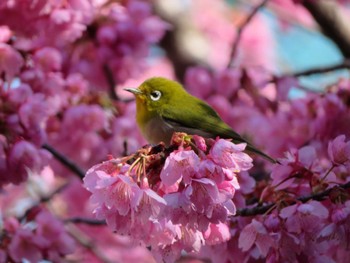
[150,90,162,101]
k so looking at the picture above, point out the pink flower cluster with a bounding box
[1,1,350,262]
[231,139,350,262]
[0,1,167,261]
[70,0,169,87]
[181,67,350,262]
[0,210,75,262]
[0,0,167,186]
[193,134,350,262]
[84,134,253,261]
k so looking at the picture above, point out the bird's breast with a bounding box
[141,115,174,145]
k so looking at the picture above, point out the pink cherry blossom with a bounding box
[7,140,50,185]
[97,25,118,45]
[214,68,241,98]
[35,211,76,261]
[204,222,231,246]
[140,16,170,43]
[34,47,62,72]
[238,219,274,257]
[210,139,253,172]
[0,43,23,81]
[4,210,75,262]
[165,178,233,232]
[185,67,213,98]
[160,149,200,187]
[18,94,50,145]
[192,135,207,152]
[8,228,43,263]
[65,73,89,103]
[318,201,350,261]
[198,159,227,183]
[328,135,350,166]
[0,25,12,42]
[280,201,329,234]
[84,158,167,239]
[7,83,33,106]
[62,104,107,132]
[275,76,299,101]
[270,146,319,193]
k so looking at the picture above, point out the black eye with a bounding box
[150,90,162,101]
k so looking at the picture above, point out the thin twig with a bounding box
[40,182,70,202]
[19,182,70,221]
[236,180,350,217]
[228,0,269,68]
[66,223,115,263]
[103,64,135,103]
[103,64,118,101]
[236,203,274,217]
[65,217,106,226]
[42,144,85,180]
[282,59,350,78]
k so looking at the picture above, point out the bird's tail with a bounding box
[245,143,279,164]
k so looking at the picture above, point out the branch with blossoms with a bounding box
[83,132,252,260]
[64,178,350,224]
[2,0,350,262]
[69,124,350,263]
[67,132,350,223]
[0,1,171,261]
[81,129,350,260]
[237,180,350,217]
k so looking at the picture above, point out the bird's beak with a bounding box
[124,88,143,96]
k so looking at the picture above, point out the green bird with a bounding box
[125,77,277,163]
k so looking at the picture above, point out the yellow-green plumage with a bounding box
[125,77,277,163]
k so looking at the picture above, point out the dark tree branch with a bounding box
[303,0,350,58]
[42,143,85,179]
[236,203,274,217]
[236,180,350,217]
[227,0,270,68]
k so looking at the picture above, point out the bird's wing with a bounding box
[161,97,277,163]
[161,96,247,144]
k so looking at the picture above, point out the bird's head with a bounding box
[125,77,186,113]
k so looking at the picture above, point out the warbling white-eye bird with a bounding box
[125,77,278,163]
